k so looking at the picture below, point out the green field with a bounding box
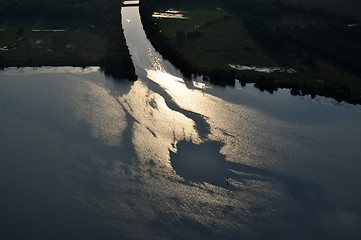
[155,3,276,72]
[0,20,107,67]
[149,0,361,102]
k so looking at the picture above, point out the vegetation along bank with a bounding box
[140,0,361,104]
[0,0,136,80]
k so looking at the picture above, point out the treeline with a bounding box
[99,0,137,80]
[240,74,356,103]
[140,0,361,104]
[140,0,194,79]
[140,0,235,85]
[228,0,361,104]
[0,0,136,80]
[0,55,4,70]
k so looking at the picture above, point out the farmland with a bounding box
[0,0,136,80]
[0,24,107,67]
[140,0,361,103]
[155,4,276,72]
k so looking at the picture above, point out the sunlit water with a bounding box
[152,10,189,20]
[229,64,296,74]
[1,5,361,240]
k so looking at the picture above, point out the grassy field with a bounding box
[155,2,277,72]
[0,19,107,67]
[150,0,361,101]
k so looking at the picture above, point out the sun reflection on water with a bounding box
[119,79,200,168]
[64,77,127,147]
[152,10,189,19]
[143,68,292,171]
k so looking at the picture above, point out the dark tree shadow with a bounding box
[170,140,327,204]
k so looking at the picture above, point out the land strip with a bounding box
[140,0,361,104]
[0,0,136,80]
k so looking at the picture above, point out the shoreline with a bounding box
[0,0,137,81]
[139,0,361,105]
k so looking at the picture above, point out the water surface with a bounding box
[1,5,361,240]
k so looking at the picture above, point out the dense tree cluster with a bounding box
[100,0,137,80]
[0,55,4,69]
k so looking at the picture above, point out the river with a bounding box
[0,4,361,240]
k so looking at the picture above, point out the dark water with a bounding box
[0,3,361,240]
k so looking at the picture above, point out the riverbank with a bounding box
[0,0,137,81]
[139,0,361,104]
[0,27,106,67]
[1,4,361,239]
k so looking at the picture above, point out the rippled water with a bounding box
[1,5,361,240]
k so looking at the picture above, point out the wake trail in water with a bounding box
[139,69,211,140]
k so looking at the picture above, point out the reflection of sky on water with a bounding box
[2,62,361,240]
[1,5,361,240]
[121,6,361,239]
[120,78,198,167]
[152,12,189,19]
[123,0,139,5]
[152,9,189,19]
[2,66,100,75]
[229,64,296,73]
[64,78,127,146]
